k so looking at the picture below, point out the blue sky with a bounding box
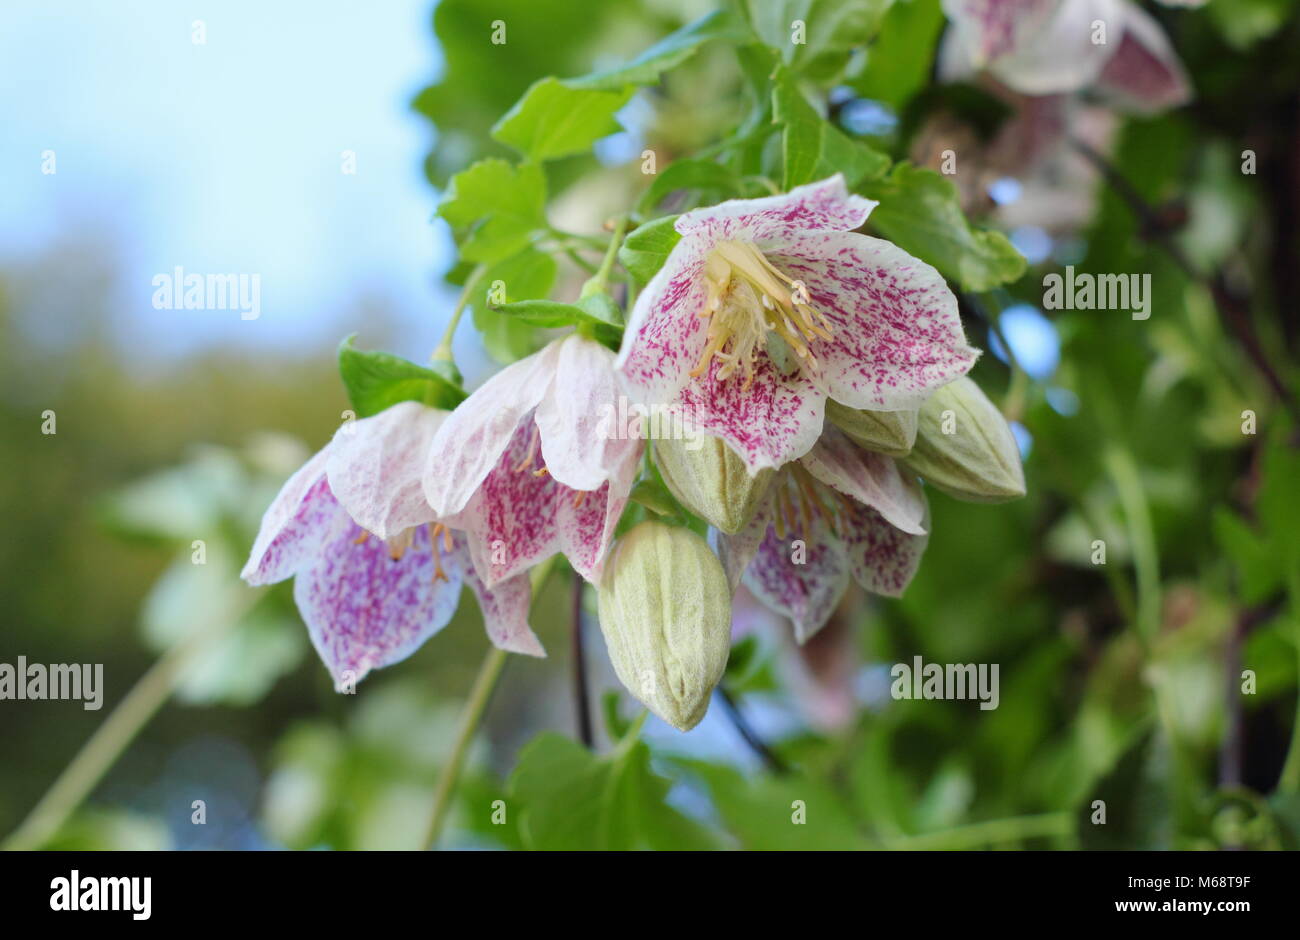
[0,0,466,366]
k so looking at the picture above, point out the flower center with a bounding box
[770,465,852,540]
[692,241,834,386]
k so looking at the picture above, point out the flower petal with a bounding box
[535,334,642,493]
[1094,2,1191,113]
[987,0,1125,95]
[839,498,930,598]
[674,174,877,245]
[799,428,928,535]
[423,340,562,518]
[241,447,335,585]
[293,511,460,689]
[447,419,634,587]
[742,513,851,644]
[456,542,545,657]
[771,231,979,411]
[326,401,444,541]
[941,0,1062,64]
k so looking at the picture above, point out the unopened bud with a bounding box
[653,435,773,534]
[825,400,917,457]
[596,521,732,731]
[902,377,1025,502]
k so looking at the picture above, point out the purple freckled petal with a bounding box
[326,401,443,541]
[771,231,979,412]
[454,539,544,657]
[675,174,876,244]
[839,497,930,599]
[742,512,851,644]
[799,428,928,535]
[294,516,461,689]
[423,339,563,518]
[1094,4,1191,113]
[943,0,1059,63]
[241,447,335,585]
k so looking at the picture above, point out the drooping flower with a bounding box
[423,333,642,588]
[241,401,541,689]
[616,175,980,473]
[713,425,932,643]
[940,0,1191,112]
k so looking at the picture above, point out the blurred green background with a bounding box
[2,0,1299,850]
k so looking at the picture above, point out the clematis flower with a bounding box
[241,400,541,689]
[940,0,1191,112]
[713,425,930,642]
[615,175,979,473]
[423,333,642,588]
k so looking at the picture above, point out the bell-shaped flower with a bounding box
[422,333,643,588]
[940,0,1191,112]
[713,426,931,643]
[615,174,979,473]
[241,401,542,689]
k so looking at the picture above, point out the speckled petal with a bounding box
[455,540,545,657]
[294,512,461,689]
[840,498,930,598]
[326,401,444,541]
[447,418,632,587]
[771,231,979,411]
[985,0,1125,95]
[536,334,643,493]
[742,513,851,644]
[1094,2,1191,113]
[674,174,876,245]
[423,340,562,518]
[942,0,1061,64]
[799,427,928,535]
[241,447,334,585]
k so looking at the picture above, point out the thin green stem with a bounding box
[1277,573,1300,793]
[423,558,558,848]
[883,811,1073,850]
[1104,446,1161,645]
[432,264,488,365]
[422,645,509,849]
[2,587,264,851]
[584,214,629,296]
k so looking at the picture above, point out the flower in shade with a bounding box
[940,0,1191,113]
[241,400,541,689]
[423,333,643,588]
[713,425,930,643]
[615,174,980,473]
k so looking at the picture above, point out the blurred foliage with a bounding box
[4,0,1300,851]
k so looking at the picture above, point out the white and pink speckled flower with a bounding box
[241,401,542,689]
[713,426,930,643]
[941,0,1191,112]
[615,175,979,474]
[423,333,643,589]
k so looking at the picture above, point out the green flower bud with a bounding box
[653,435,773,534]
[824,399,918,457]
[597,521,732,732]
[902,377,1026,503]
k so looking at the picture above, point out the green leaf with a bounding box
[492,77,634,162]
[510,732,716,850]
[567,9,750,90]
[747,0,894,81]
[772,64,890,189]
[849,0,944,109]
[437,159,547,264]
[489,292,623,342]
[860,163,1026,291]
[471,248,559,363]
[628,477,681,517]
[619,214,681,283]
[638,158,745,214]
[338,335,466,416]
[1075,725,1175,850]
